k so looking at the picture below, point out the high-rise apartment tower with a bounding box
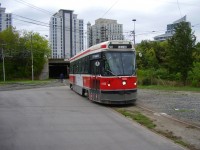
[87,18,124,48]
[0,3,12,32]
[49,9,84,59]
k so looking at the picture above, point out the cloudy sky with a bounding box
[1,0,200,44]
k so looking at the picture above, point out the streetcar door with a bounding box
[90,59,101,101]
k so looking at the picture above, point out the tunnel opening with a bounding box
[49,60,69,79]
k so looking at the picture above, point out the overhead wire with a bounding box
[101,0,119,18]
[6,0,200,39]
[13,14,48,26]
[14,17,198,37]
[6,13,200,37]
[176,0,182,18]
[13,0,54,15]
[10,0,91,36]
[11,0,82,22]
[13,18,49,27]
[9,15,130,35]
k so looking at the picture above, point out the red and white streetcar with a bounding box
[69,40,137,104]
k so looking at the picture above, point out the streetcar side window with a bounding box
[70,62,73,74]
[73,56,89,74]
[75,62,78,74]
[83,56,89,74]
[78,60,82,74]
[85,56,89,74]
[81,58,84,74]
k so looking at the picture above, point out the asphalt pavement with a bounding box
[0,85,186,150]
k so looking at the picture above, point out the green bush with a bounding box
[188,62,200,87]
[167,72,182,81]
[137,68,185,86]
[154,68,168,79]
[137,69,156,85]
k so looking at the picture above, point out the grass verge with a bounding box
[138,85,200,92]
[157,130,198,150]
[116,109,156,129]
[116,109,197,150]
[0,79,54,85]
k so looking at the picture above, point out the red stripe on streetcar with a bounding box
[99,77,137,90]
[101,44,107,48]
[69,75,75,84]
[70,75,137,90]
[83,76,91,88]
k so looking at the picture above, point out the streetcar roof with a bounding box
[69,40,134,62]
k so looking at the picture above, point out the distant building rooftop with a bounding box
[154,15,190,41]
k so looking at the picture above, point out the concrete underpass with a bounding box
[49,59,69,79]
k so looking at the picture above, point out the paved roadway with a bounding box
[0,86,185,150]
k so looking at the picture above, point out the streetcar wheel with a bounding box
[82,89,85,97]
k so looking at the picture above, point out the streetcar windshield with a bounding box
[103,51,136,76]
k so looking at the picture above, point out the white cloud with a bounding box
[1,0,200,43]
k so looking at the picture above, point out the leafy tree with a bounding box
[22,31,51,78]
[154,40,169,68]
[0,28,51,80]
[187,42,200,87]
[136,40,169,85]
[136,40,169,69]
[0,27,21,79]
[0,27,20,56]
[167,22,196,85]
[136,40,158,69]
[193,42,200,62]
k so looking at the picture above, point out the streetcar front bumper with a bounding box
[100,89,137,104]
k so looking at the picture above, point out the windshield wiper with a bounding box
[106,69,119,76]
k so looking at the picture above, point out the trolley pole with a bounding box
[132,19,136,46]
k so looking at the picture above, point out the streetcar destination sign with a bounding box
[108,44,132,49]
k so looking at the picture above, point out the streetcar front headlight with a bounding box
[108,83,111,87]
[134,82,137,86]
[122,81,126,85]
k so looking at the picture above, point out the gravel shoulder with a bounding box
[137,89,200,126]
[123,89,200,150]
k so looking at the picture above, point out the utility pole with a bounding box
[31,34,34,81]
[1,46,6,82]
